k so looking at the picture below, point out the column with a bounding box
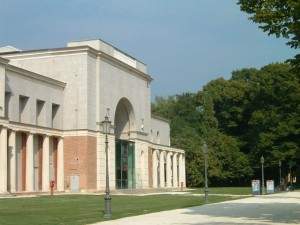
[182,154,186,187]
[159,150,165,188]
[172,153,178,187]
[0,127,8,193]
[178,153,183,188]
[57,137,64,191]
[42,135,50,192]
[8,130,16,193]
[152,149,158,188]
[26,133,34,192]
[166,152,172,187]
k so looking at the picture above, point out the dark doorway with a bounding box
[116,140,135,189]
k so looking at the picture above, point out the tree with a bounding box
[238,0,300,68]
[152,63,299,186]
[204,63,300,180]
[152,93,253,187]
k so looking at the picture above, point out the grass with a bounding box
[0,194,236,225]
[190,187,252,195]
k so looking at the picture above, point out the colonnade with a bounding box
[0,125,64,194]
[152,149,185,188]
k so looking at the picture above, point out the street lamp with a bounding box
[101,110,112,219]
[202,142,208,202]
[260,156,265,195]
[288,161,293,186]
[279,160,282,186]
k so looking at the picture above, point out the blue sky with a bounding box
[0,0,296,98]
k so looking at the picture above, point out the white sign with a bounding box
[267,180,275,194]
[252,180,260,195]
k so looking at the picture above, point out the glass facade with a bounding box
[116,140,135,189]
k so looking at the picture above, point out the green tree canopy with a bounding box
[152,63,299,187]
[204,63,300,166]
[238,0,300,68]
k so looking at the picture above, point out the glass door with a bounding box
[116,140,135,189]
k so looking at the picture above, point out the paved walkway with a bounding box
[91,192,300,225]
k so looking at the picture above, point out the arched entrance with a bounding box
[114,98,136,189]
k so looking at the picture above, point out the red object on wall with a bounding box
[50,180,55,196]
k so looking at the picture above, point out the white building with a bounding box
[0,39,186,193]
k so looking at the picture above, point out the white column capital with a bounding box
[0,124,8,129]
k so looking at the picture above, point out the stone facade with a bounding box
[0,39,186,194]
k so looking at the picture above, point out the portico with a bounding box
[150,147,185,189]
[0,124,64,193]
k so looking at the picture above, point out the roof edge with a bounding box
[0,46,153,82]
[6,64,66,88]
[0,57,9,65]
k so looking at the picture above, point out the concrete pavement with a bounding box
[91,191,300,225]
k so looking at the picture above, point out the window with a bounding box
[51,103,60,128]
[36,100,45,126]
[150,129,153,142]
[19,95,29,123]
[5,92,11,118]
[156,131,160,144]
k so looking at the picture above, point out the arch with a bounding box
[114,97,135,140]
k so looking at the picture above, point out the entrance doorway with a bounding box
[116,140,135,189]
[114,98,136,189]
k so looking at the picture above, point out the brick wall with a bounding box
[64,135,97,191]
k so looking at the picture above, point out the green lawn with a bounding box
[0,194,235,225]
[190,187,252,195]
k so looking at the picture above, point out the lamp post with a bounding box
[288,161,293,186]
[260,156,265,195]
[202,142,208,202]
[101,111,112,219]
[279,160,282,186]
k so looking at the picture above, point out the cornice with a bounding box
[0,46,153,82]
[0,57,9,65]
[3,121,63,137]
[6,64,66,88]
[98,51,153,82]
